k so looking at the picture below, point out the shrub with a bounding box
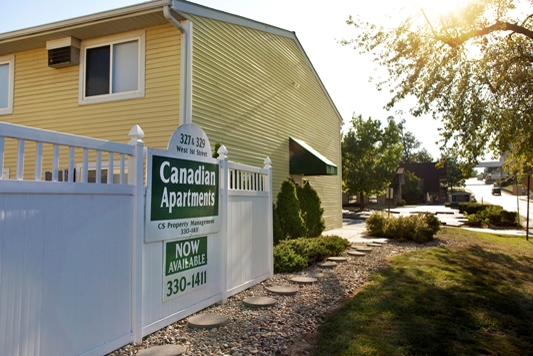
[366,212,440,243]
[273,235,350,272]
[273,204,284,245]
[273,244,307,273]
[458,202,495,215]
[275,180,306,240]
[466,205,519,228]
[397,199,406,207]
[366,211,387,236]
[297,183,326,238]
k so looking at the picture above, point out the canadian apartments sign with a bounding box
[145,123,221,242]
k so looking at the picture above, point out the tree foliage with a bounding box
[275,180,306,241]
[297,183,326,238]
[343,0,533,172]
[342,114,402,208]
[403,170,423,204]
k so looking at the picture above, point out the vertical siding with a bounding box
[189,15,342,229]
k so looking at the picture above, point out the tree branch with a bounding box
[440,21,533,47]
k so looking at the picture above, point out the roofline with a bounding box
[0,0,344,125]
[0,0,172,41]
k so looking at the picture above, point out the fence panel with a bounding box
[0,122,139,356]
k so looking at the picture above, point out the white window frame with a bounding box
[75,161,129,184]
[0,55,14,115]
[78,30,145,105]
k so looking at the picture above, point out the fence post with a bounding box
[263,157,273,278]
[128,125,145,342]
[218,145,229,303]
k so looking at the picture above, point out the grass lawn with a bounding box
[312,228,533,356]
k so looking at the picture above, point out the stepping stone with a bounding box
[367,243,382,247]
[291,276,318,284]
[354,246,373,252]
[243,296,277,308]
[302,271,324,278]
[347,250,366,257]
[137,345,186,356]
[316,261,337,268]
[372,240,388,244]
[327,256,348,263]
[188,313,228,329]
[264,285,298,296]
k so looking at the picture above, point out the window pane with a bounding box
[86,46,110,96]
[112,40,138,93]
[0,63,9,108]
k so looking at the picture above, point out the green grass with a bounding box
[312,227,533,356]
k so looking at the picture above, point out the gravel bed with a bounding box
[109,238,457,356]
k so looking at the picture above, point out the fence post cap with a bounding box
[217,144,228,160]
[263,157,272,169]
[128,125,145,144]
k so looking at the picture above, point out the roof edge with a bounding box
[0,0,172,41]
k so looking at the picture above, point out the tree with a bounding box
[343,0,533,172]
[297,183,326,238]
[388,114,434,163]
[403,170,423,204]
[275,180,306,240]
[342,114,402,209]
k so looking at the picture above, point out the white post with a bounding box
[263,157,273,278]
[128,124,145,342]
[218,145,229,303]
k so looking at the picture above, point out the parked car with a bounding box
[491,187,501,196]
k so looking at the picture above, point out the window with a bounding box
[0,55,14,115]
[75,161,128,184]
[79,31,145,104]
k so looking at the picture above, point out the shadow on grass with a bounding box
[312,244,533,356]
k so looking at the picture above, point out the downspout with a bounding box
[163,5,193,125]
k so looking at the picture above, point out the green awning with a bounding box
[289,137,338,176]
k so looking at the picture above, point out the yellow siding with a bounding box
[189,15,342,229]
[2,16,342,229]
[3,23,182,175]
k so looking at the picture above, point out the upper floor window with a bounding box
[79,30,145,105]
[0,55,14,115]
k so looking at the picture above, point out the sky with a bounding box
[0,0,450,159]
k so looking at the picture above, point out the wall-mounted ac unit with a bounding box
[44,169,72,182]
[46,37,80,68]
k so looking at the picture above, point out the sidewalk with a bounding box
[323,207,529,241]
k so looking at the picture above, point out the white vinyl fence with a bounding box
[0,122,272,356]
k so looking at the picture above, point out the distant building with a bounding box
[399,162,447,203]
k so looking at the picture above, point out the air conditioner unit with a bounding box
[46,37,80,68]
[44,169,72,182]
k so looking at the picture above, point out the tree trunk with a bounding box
[360,192,365,210]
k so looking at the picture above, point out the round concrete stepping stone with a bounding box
[137,345,186,356]
[291,276,318,284]
[327,256,348,263]
[243,296,277,308]
[302,271,324,278]
[354,246,373,252]
[347,250,366,256]
[372,240,388,244]
[367,243,382,247]
[316,261,337,268]
[265,285,298,296]
[188,313,228,329]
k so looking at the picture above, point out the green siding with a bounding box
[189,15,342,229]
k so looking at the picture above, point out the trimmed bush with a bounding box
[275,180,306,240]
[366,211,440,243]
[297,183,326,238]
[273,235,350,273]
[458,202,495,215]
[273,244,307,273]
[273,204,284,245]
[366,211,387,236]
[465,205,520,228]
